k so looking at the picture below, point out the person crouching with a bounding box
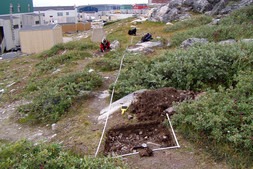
[101,39,111,52]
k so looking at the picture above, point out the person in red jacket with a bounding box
[100,38,110,52]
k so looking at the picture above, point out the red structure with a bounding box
[151,0,171,3]
[133,4,148,9]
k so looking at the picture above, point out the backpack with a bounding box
[128,28,137,35]
[141,33,153,42]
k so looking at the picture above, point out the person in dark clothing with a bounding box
[100,38,110,52]
[141,33,153,42]
[128,28,137,36]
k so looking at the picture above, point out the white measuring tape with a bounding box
[95,49,127,157]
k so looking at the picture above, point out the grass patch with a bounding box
[36,50,92,73]
[18,71,103,124]
[0,139,126,168]
[163,16,212,32]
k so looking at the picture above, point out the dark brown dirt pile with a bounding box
[104,121,174,156]
[131,87,195,121]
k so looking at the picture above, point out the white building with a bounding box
[34,6,78,24]
[0,13,43,52]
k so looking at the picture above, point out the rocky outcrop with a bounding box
[180,38,208,48]
[127,41,163,53]
[110,40,120,50]
[148,0,253,23]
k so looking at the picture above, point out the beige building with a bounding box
[60,22,91,33]
[19,24,62,54]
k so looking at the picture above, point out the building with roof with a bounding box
[19,24,62,54]
[0,0,34,15]
[34,6,78,24]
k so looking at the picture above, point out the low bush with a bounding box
[18,71,103,123]
[0,139,125,168]
[36,50,92,72]
[163,16,212,32]
[170,23,253,46]
[172,70,253,168]
[87,58,119,72]
[112,42,253,100]
[37,41,97,59]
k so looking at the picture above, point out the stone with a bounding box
[165,107,175,113]
[91,28,105,43]
[183,0,194,6]
[143,48,155,55]
[209,18,220,25]
[193,0,213,13]
[110,40,120,50]
[139,147,153,157]
[136,41,163,48]
[218,39,236,45]
[128,115,133,120]
[241,39,253,43]
[180,38,208,48]
[98,89,147,123]
[166,22,174,25]
[167,41,171,47]
[210,0,226,15]
[51,124,56,130]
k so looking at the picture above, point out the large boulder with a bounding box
[220,0,253,14]
[210,0,226,15]
[127,41,163,53]
[193,0,213,13]
[180,38,208,48]
[110,40,120,50]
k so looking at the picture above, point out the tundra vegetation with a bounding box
[0,5,252,168]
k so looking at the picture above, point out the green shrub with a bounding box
[18,71,103,123]
[113,42,253,100]
[87,58,119,72]
[170,23,253,46]
[163,16,212,32]
[37,50,92,72]
[0,140,126,169]
[172,70,253,168]
[220,4,253,25]
[37,41,96,59]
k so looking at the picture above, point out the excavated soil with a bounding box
[104,121,175,156]
[131,87,195,121]
[104,87,196,156]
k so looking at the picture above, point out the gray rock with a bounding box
[218,39,236,45]
[143,48,155,55]
[183,0,194,6]
[179,13,191,20]
[128,115,133,120]
[241,39,253,43]
[51,124,56,130]
[210,0,226,15]
[136,41,163,48]
[193,0,213,13]
[167,41,171,47]
[180,38,208,48]
[209,18,220,25]
[110,40,120,50]
[220,0,253,14]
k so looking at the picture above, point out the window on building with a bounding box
[42,13,45,17]
[57,12,63,16]
[17,4,21,12]
[28,4,31,12]
[50,15,53,18]
[35,21,40,24]
[10,3,14,13]
[66,12,69,16]
[13,25,19,29]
